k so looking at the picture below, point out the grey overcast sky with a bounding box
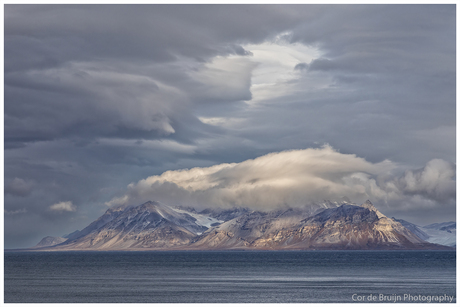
[4,4,456,248]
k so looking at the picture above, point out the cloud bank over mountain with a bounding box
[107,146,455,216]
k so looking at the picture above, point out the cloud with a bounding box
[49,201,76,212]
[395,159,456,202]
[229,45,253,56]
[105,146,382,209]
[5,178,34,197]
[106,146,455,214]
[5,62,188,145]
[5,208,27,215]
[190,56,257,103]
[294,62,308,71]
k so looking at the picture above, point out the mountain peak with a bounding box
[361,200,385,218]
[361,200,374,208]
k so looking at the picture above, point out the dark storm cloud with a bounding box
[4,5,455,248]
[5,5,285,147]
[5,5,301,66]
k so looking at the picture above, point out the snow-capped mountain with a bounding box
[422,222,456,247]
[189,207,325,249]
[51,201,220,250]
[391,218,456,247]
[33,200,452,250]
[424,221,456,233]
[190,200,432,250]
[292,201,426,249]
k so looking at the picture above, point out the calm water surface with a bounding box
[4,250,456,303]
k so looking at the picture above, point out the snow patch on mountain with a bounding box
[422,222,456,247]
[422,228,456,247]
[172,207,224,231]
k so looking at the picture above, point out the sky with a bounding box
[4,4,456,248]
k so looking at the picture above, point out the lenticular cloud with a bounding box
[106,145,455,211]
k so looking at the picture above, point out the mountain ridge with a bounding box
[29,200,454,251]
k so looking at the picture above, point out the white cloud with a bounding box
[198,116,245,128]
[241,39,322,103]
[106,145,386,208]
[98,138,196,154]
[106,146,455,213]
[4,208,27,215]
[49,201,76,212]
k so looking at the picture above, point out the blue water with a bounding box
[4,250,456,303]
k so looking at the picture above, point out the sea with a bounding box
[4,250,456,303]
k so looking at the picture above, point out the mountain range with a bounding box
[29,200,454,251]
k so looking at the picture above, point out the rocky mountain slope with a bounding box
[33,200,453,251]
[32,236,68,248]
[392,218,430,241]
